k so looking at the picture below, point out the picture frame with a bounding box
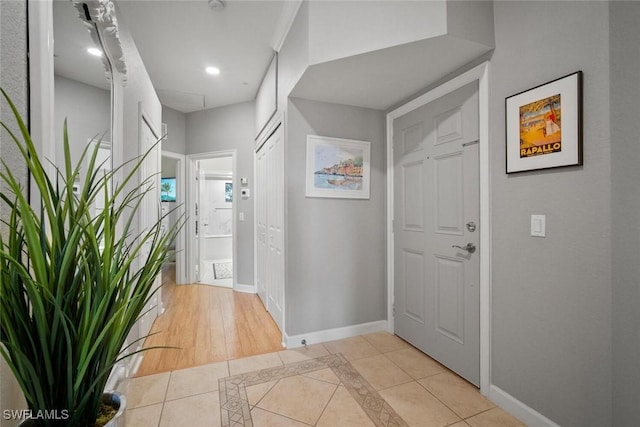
[505,71,583,173]
[305,135,371,199]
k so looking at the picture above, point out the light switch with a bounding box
[240,177,248,185]
[240,188,250,198]
[531,214,546,237]
[239,212,245,221]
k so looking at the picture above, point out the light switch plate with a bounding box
[241,188,250,198]
[531,214,546,237]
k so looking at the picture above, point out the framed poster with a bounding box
[305,135,371,199]
[506,71,583,173]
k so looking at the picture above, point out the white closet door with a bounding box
[256,124,284,333]
[256,144,268,305]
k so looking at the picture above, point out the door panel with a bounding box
[434,153,464,235]
[434,256,465,344]
[402,249,425,323]
[394,81,480,386]
[402,161,424,231]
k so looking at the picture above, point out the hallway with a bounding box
[135,266,283,377]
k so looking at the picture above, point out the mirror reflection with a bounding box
[53,0,112,211]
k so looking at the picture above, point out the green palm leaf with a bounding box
[0,89,183,426]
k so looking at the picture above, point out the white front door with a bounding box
[393,81,480,386]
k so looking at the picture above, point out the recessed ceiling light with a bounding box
[87,47,103,57]
[205,66,221,76]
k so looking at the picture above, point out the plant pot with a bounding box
[17,392,126,427]
[102,392,126,427]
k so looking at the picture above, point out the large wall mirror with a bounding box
[53,0,111,211]
[47,0,126,196]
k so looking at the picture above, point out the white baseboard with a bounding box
[127,352,143,377]
[489,385,560,427]
[234,283,256,294]
[105,344,143,391]
[284,320,388,348]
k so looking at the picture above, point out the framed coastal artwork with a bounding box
[305,135,371,199]
[505,71,583,173]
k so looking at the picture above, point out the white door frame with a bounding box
[386,62,491,394]
[186,150,238,288]
[161,150,187,285]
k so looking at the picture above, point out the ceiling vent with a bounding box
[208,0,226,11]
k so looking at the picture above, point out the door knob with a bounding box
[452,243,476,254]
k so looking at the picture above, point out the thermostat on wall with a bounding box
[241,188,250,198]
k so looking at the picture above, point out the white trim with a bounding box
[489,385,561,427]
[28,0,55,185]
[386,62,492,394]
[186,150,238,290]
[284,320,388,349]
[106,346,142,391]
[234,283,257,294]
[256,111,284,151]
[161,150,187,285]
[126,352,143,379]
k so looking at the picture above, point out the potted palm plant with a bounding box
[0,89,180,426]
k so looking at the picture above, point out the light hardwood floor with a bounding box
[135,265,283,377]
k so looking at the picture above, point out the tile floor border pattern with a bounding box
[219,353,408,427]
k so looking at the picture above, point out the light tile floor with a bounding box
[119,332,525,427]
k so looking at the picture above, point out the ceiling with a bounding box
[115,0,288,113]
[53,0,113,91]
[54,1,492,115]
[53,0,288,113]
[292,36,490,111]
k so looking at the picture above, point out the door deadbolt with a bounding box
[466,221,476,232]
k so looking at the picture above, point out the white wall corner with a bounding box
[489,385,561,427]
[270,0,303,52]
[234,283,257,294]
[284,320,388,349]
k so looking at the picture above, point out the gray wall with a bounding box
[0,1,29,425]
[162,105,186,154]
[490,2,612,425]
[286,97,386,335]
[54,75,110,168]
[186,102,255,285]
[277,1,309,115]
[611,2,640,425]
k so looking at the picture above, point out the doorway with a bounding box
[160,151,187,288]
[186,151,238,289]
